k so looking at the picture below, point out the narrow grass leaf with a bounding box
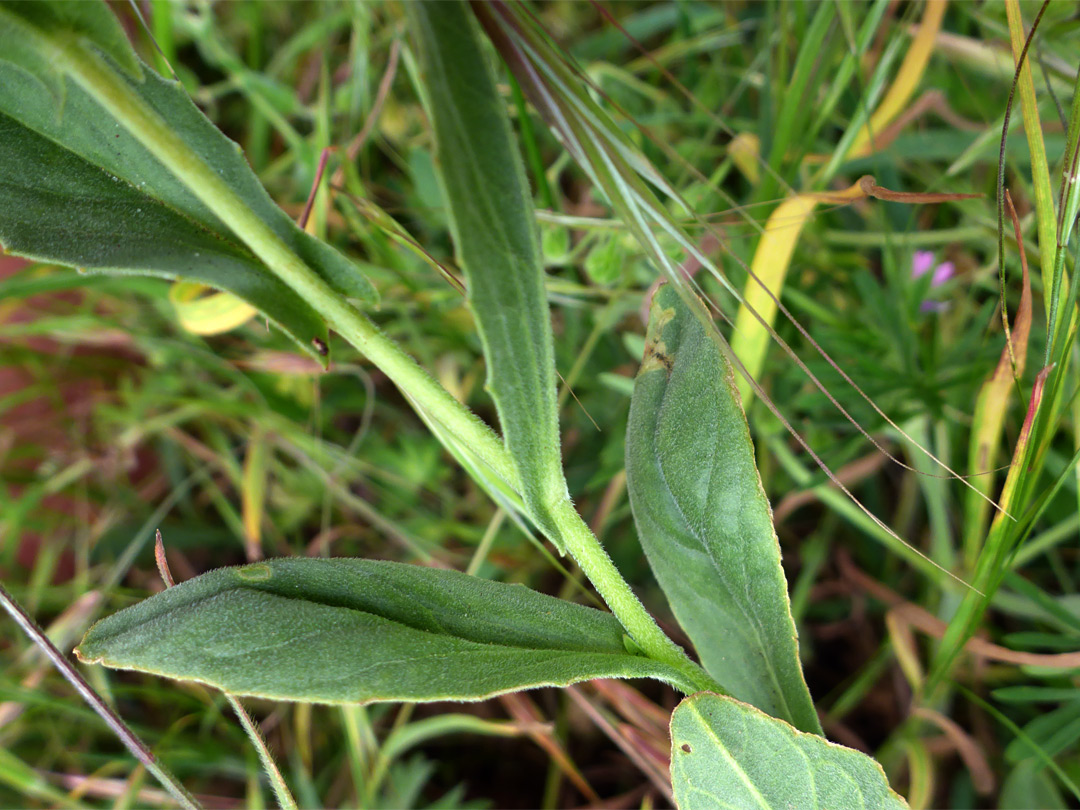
[1046,68,1080,359]
[627,286,819,734]
[409,1,568,548]
[963,192,1032,567]
[848,0,947,158]
[756,1,836,202]
[935,2,1079,684]
[670,693,908,810]
[76,559,687,703]
[0,748,83,810]
[929,367,1050,689]
[1004,0,1058,304]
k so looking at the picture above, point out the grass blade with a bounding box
[848,0,948,158]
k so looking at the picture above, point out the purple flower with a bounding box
[931,261,954,287]
[912,251,954,313]
[912,250,936,279]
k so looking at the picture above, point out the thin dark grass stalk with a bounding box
[330,37,401,190]
[0,582,202,810]
[334,190,466,294]
[126,0,180,82]
[1005,189,1032,401]
[298,146,334,231]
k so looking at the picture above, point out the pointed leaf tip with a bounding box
[77,558,688,703]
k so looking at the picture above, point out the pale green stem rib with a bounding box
[57,42,717,693]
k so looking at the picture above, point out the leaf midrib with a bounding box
[652,363,792,721]
[98,587,635,658]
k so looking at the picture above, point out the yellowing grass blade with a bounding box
[849,0,948,159]
[728,132,760,184]
[963,192,1032,568]
[730,176,955,404]
[169,280,258,335]
[731,192,820,406]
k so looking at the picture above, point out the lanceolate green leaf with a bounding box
[0,109,326,352]
[409,1,568,546]
[76,559,687,703]
[670,693,908,810]
[627,286,819,734]
[0,0,377,360]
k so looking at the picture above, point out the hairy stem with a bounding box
[57,43,519,497]
[56,39,716,692]
[549,499,724,695]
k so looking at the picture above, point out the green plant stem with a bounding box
[548,499,722,695]
[56,39,716,693]
[55,42,519,498]
[226,695,298,810]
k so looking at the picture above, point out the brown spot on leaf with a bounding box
[640,340,673,376]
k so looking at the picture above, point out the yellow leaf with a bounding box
[169,281,258,335]
[731,180,864,404]
[728,132,760,184]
